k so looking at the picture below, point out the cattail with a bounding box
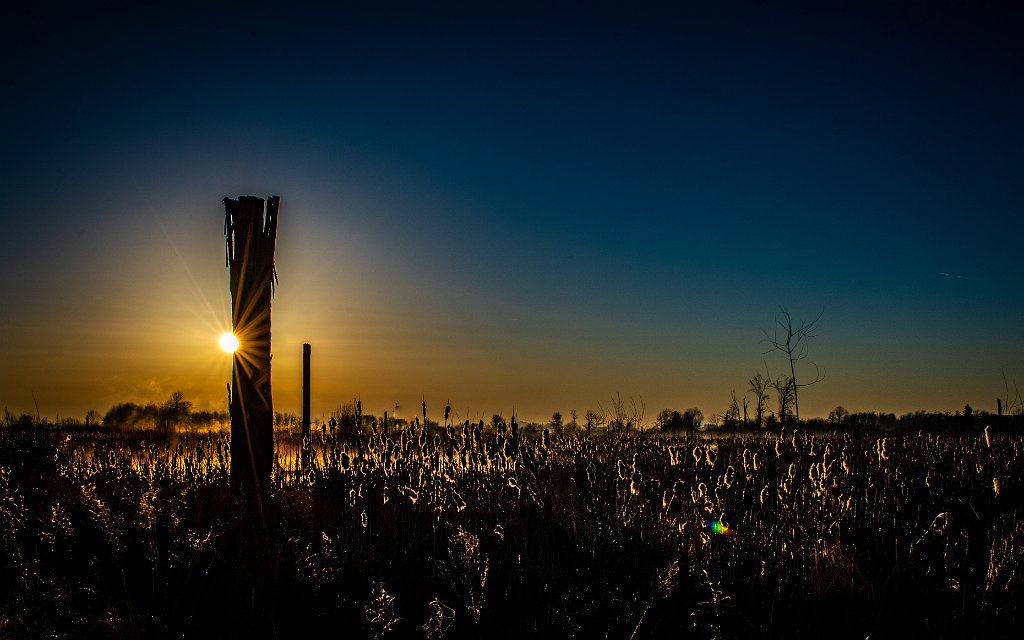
[705,447,717,467]
[452,489,467,512]
[400,486,419,504]
[808,464,817,483]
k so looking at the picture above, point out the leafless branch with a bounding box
[630,395,647,431]
[762,307,824,422]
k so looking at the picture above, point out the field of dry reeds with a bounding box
[1,419,1021,638]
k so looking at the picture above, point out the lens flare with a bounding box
[219,332,239,354]
[707,519,731,535]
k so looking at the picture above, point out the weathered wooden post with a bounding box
[301,343,311,468]
[224,195,279,501]
[302,343,311,437]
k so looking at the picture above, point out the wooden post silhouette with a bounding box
[224,195,279,501]
[301,343,311,468]
[302,343,311,436]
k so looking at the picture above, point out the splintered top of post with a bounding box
[223,195,280,266]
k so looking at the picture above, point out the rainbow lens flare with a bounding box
[707,519,731,535]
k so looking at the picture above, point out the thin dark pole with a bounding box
[302,343,311,437]
[301,342,311,469]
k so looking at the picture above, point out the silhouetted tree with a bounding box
[332,401,361,438]
[550,411,563,433]
[682,407,703,437]
[103,402,143,430]
[191,410,229,429]
[749,371,771,429]
[763,308,824,422]
[491,414,505,432]
[1001,370,1023,416]
[655,409,684,432]
[773,376,795,425]
[159,391,192,432]
[725,391,741,429]
[630,395,647,433]
[827,405,849,425]
[601,393,628,432]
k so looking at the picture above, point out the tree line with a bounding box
[17,307,1021,436]
[101,391,225,432]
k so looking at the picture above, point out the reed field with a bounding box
[1,418,1021,638]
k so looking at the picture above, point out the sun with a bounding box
[219,332,239,354]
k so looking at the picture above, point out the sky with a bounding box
[2,0,1023,425]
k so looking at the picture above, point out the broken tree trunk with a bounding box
[224,195,279,502]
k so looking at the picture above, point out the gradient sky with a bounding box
[3,1,1022,424]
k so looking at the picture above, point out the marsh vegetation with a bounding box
[1,416,1021,638]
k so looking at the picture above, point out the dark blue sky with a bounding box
[3,1,1022,422]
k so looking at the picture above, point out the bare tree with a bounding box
[773,376,795,425]
[763,308,825,422]
[682,407,703,437]
[827,405,849,424]
[725,391,741,428]
[630,395,647,433]
[550,411,564,432]
[748,371,771,428]
[159,391,192,432]
[599,393,629,432]
[1002,369,1023,416]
